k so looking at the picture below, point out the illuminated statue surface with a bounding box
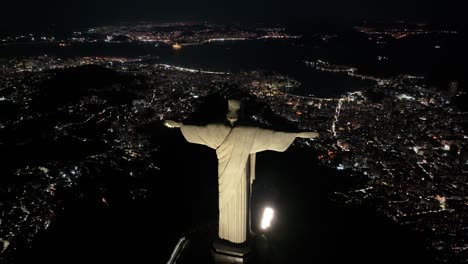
[165,100,318,243]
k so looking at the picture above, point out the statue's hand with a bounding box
[297,132,320,139]
[164,120,182,128]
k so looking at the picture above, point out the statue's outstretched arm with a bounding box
[296,132,320,139]
[164,121,231,149]
[164,120,182,129]
[251,129,321,153]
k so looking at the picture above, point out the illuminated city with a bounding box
[0,2,467,264]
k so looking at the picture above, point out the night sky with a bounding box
[1,0,466,31]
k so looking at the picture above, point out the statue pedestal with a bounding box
[211,238,252,263]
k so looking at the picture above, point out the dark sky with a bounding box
[1,0,466,31]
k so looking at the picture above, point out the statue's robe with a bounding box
[180,124,297,243]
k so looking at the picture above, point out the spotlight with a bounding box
[260,207,274,230]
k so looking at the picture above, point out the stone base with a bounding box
[211,239,252,263]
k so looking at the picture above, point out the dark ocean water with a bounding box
[0,40,373,97]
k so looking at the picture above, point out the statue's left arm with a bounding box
[250,128,319,153]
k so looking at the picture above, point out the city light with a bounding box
[172,43,182,50]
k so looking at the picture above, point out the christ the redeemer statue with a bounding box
[165,100,319,245]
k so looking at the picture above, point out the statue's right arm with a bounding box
[164,120,182,129]
[167,122,230,149]
[296,132,320,139]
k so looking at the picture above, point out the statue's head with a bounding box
[227,99,241,126]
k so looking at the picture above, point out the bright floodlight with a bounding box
[260,207,274,230]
